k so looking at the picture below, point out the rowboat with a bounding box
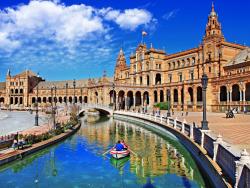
[110,149,130,159]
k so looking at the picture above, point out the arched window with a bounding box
[220,86,227,102]
[155,74,161,85]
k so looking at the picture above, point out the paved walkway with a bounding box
[170,111,250,152]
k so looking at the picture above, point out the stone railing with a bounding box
[114,110,250,188]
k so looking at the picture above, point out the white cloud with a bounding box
[0,1,155,53]
[0,32,20,51]
[104,8,153,31]
[1,0,105,44]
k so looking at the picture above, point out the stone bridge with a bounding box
[78,103,113,116]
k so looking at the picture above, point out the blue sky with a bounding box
[0,0,249,81]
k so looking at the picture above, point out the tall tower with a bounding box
[114,48,127,81]
[203,2,224,42]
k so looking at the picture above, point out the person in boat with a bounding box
[114,140,124,151]
[121,140,128,150]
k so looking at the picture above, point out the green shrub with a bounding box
[153,102,170,110]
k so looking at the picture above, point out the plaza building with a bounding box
[0,4,249,112]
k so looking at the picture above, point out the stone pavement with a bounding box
[171,111,250,152]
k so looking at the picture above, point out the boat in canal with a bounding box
[110,149,130,159]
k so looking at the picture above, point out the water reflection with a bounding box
[79,117,204,186]
[0,116,205,188]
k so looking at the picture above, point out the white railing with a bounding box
[114,110,250,188]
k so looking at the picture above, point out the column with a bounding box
[243,89,246,112]
[178,88,182,110]
[141,96,143,107]
[193,88,197,111]
[116,94,119,110]
[133,95,136,108]
[124,96,127,110]
[240,90,242,102]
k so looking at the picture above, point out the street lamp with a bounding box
[201,74,209,130]
[167,90,171,117]
[35,84,39,126]
[73,79,76,104]
[112,83,116,110]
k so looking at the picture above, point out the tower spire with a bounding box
[203,2,224,41]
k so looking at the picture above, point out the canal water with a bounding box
[0,116,206,188]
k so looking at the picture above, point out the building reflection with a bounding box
[79,118,194,183]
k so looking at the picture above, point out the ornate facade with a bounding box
[0,4,249,112]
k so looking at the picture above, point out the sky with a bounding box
[0,0,249,81]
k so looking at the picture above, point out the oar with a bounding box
[128,148,139,157]
[102,148,112,156]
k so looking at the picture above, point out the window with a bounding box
[209,67,211,73]
[159,64,161,69]
[179,74,182,82]
[134,77,136,84]
[140,77,142,85]
[133,65,136,73]
[190,72,194,80]
[168,74,172,83]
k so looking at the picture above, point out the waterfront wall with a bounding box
[114,111,250,188]
[0,123,81,166]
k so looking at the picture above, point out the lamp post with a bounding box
[112,83,116,110]
[35,84,39,126]
[73,79,76,104]
[167,90,171,117]
[201,74,209,130]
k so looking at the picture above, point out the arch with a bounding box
[32,97,36,104]
[11,89,14,94]
[48,97,52,103]
[42,97,46,103]
[10,97,14,104]
[154,91,158,103]
[147,75,150,86]
[109,90,116,105]
[20,89,23,94]
[0,97,4,103]
[69,96,72,103]
[59,97,63,103]
[197,87,202,102]
[135,91,142,106]
[155,73,161,85]
[54,97,57,103]
[74,96,78,103]
[84,96,88,103]
[246,83,250,101]
[64,96,67,103]
[15,97,18,104]
[19,97,23,105]
[95,92,98,104]
[38,97,41,103]
[232,84,240,101]
[15,89,18,94]
[160,90,164,102]
[174,89,178,102]
[143,91,149,105]
[220,86,227,102]
[118,90,125,110]
[127,91,133,109]
[79,96,82,103]
[188,87,193,102]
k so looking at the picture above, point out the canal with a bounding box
[0,116,206,188]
